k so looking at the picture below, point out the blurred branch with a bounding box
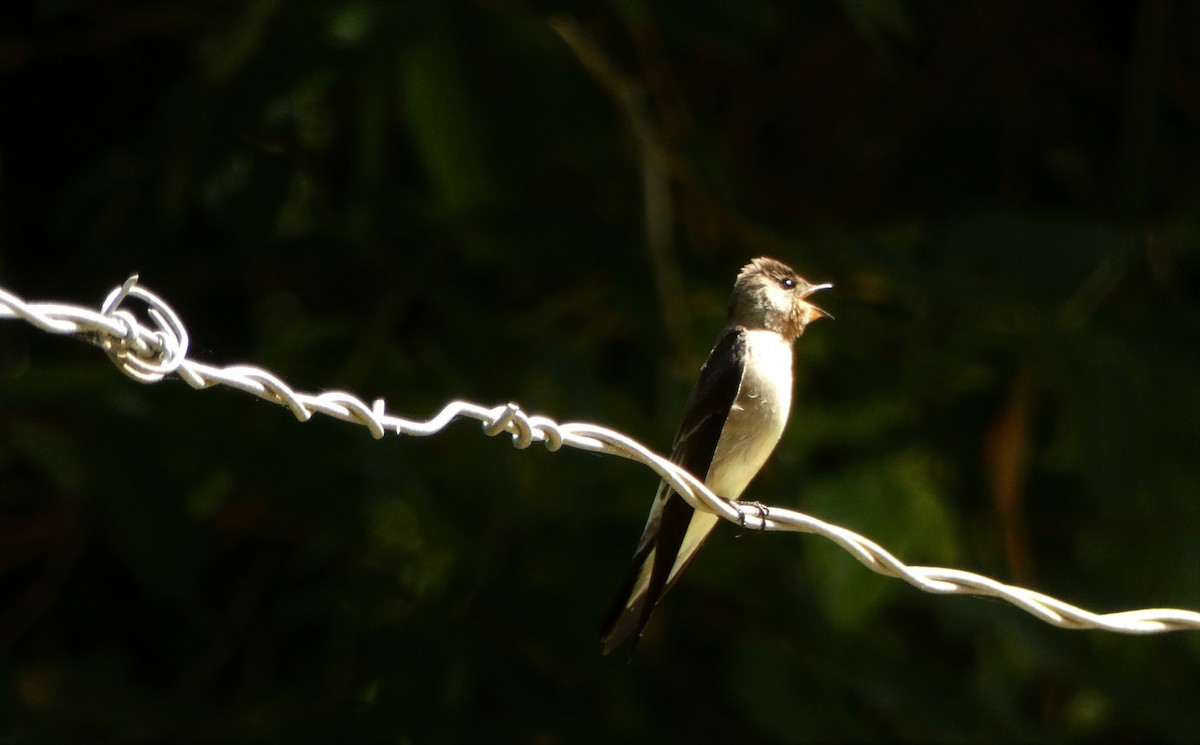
[984,371,1034,586]
[550,17,691,367]
[3,276,1200,637]
[1120,0,1169,218]
[1057,250,1128,331]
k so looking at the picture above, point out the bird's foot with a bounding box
[737,501,770,531]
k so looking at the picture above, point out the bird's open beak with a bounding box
[802,282,833,321]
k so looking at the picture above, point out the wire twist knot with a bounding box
[99,275,189,383]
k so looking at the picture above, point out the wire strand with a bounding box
[2,276,1199,634]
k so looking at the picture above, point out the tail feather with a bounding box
[599,543,654,655]
[600,492,702,654]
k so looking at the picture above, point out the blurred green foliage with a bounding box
[1,0,1199,742]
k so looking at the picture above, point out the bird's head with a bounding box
[730,257,832,339]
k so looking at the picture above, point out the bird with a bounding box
[600,257,831,654]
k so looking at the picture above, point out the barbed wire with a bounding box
[2,275,1199,635]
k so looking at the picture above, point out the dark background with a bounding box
[2,1,1199,742]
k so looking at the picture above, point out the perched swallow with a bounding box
[600,257,831,654]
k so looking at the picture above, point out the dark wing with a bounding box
[600,327,747,654]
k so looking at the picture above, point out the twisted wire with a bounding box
[2,276,1198,634]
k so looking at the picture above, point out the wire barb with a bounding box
[2,278,1199,635]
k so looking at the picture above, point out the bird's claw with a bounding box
[737,501,770,531]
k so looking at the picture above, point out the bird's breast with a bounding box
[706,330,794,500]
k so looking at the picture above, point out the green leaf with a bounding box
[804,452,959,630]
[400,22,491,212]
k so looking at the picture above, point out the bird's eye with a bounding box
[781,277,796,290]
